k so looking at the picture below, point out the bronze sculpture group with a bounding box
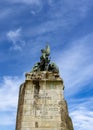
[31,45,59,73]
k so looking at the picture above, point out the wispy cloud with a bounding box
[70,97,93,130]
[0,8,11,20]
[0,0,93,129]
[0,76,23,111]
[55,33,93,97]
[72,109,93,130]
[7,28,25,51]
[5,0,42,5]
[25,0,93,37]
[0,76,24,125]
[0,75,92,129]
[1,0,93,39]
[0,112,15,125]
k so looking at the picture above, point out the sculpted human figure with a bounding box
[31,62,40,72]
[39,45,50,71]
[31,45,59,73]
[48,62,59,73]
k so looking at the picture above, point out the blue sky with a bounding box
[0,0,93,130]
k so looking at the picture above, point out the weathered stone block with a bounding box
[15,71,74,130]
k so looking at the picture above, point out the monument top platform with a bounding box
[25,71,63,82]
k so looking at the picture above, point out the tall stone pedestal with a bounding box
[16,71,74,130]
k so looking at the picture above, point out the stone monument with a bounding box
[15,45,74,130]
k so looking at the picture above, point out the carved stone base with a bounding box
[15,71,74,130]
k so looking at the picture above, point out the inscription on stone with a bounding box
[16,71,74,130]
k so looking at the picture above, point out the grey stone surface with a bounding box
[15,71,74,130]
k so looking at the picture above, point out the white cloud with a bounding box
[0,0,93,129]
[25,0,93,37]
[0,76,24,125]
[72,110,93,130]
[70,97,93,130]
[55,33,93,96]
[4,0,42,15]
[0,76,23,111]
[7,28,25,51]
[7,28,21,43]
[30,10,37,15]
